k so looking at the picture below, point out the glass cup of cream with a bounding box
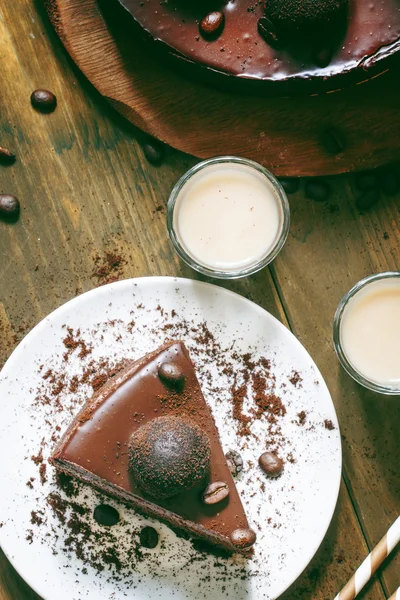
[333,272,400,394]
[167,156,290,279]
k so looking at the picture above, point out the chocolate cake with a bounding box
[112,0,400,91]
[50,341,255,554]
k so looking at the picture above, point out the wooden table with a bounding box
[0,1,399,599]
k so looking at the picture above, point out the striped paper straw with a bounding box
[334,516,400,600]
[388,588,400,600]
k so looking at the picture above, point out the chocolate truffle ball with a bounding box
[266,0,347,31]
[129,416,211,499]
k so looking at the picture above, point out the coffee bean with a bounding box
[31,89,57,113]
[313,46,333,68]
[355,188,381,212]
[0,194,20,222]
[305,178,330,202]
[279,178,300,195]
[199,11,225,37]
[320,128,345,155]
[258,452,284,478]
[257,17,282,49]
[202,481,229,505]
[143,140,164,166]
[139,526,159,548]
[230,528,256,549]
[158,361,185,387]
[378,167,399,196]
[225,449,243,476]
[93,504,120,526]
[354,171,378,191]
[0,146,16,165]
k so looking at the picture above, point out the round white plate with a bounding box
[0,277,341,600]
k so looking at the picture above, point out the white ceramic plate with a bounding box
[0,277,341,600]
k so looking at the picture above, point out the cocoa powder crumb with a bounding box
[297,411,307,426]
[289,370,302,387]
[31,448,44,466]
[324,419,335,430]
[92,252,126,286]
[62,327,92,361]
[39,463,48,485]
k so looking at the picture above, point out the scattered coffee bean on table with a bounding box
[93,504,120,526]
[139,526,159,549]
[0,194,20,222]
[158,362,185,387]
[259,452,284,478]
[355,188,381,212]
[378,167,399,196]
[320,128,345,155]
[225,449,243,476]
[279,178,300,195]
[230,528,256,549]
[257,17,282,49]
[31,89,57,113]
[305,178,330,202]
[200,11,225,37]
[143,140,164,166]
[202,481,230,505]
[354,171,378,191]
[0,146,16,164]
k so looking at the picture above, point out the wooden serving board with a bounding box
[46,0,400,176]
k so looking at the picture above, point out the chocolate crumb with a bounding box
[297,411,307,426]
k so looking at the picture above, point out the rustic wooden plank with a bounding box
[0,1,391,599]
[25,0,400,176]
[270,178,400,596]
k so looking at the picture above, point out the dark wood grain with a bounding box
[39,0,400,177]
[270,179,400,596]
[0,1,398,599]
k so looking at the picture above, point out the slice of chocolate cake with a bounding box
[50,341,255,554]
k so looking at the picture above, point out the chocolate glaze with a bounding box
[50,341,250,553]
[115,0,400,90]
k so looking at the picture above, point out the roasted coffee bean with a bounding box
[93,504,120,526]
[313,46,333,68]
[139,526,159,548]
[158,361,185,387]
[354,171,378,191]
[258,452,284,478]
[279,178,300,195]
[305,178,330,202]
[199,11,225,37]
[225,449,243,476]
[378,167,399,196]
[355,188,381,212]
[0,146,16,164]
[257,17,282,49]
[0,194,20,222]
[230,528,256,549]
[31,89,57,113]
[320,128,345,155]
[143,140,164,165]
[202,481,230,505]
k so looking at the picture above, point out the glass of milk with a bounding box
[333,272,400,394]
[167,156,290,279]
